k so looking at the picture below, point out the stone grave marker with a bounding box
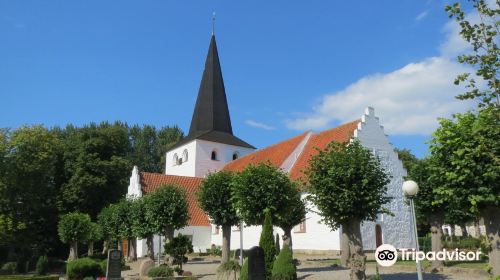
[106,249,122,280]
[248,246,265,280]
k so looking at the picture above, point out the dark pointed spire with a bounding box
[188,34,233,135]
[168,35,255,151]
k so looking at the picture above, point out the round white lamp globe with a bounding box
[402,180,419,197]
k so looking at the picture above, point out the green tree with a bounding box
[143,184,189,244]
[430,109,500,275]
[132,197,156,260]
[260,210,276,280]
[58,122,131,218]
[58,212,92,260]
[128,125,184,173]
[97,204,121,254]
[445,0,500,108]
[86,222,102,257]
[0,126,61,257]
[307,140,391,280]
[231,163,294,226]
[164,234,193,273]
[197,171,240,264]
[114,199,138,261]
[274,185,305,254]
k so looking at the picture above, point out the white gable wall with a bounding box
[165,141,198,177]
[354,107,414,250]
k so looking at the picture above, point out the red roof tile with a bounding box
[224,132,309,172]
[140,172,210,227]
[289,120,360,180]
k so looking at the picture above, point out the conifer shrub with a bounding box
[36,256,49,276]
[271,245,296,280]
[260,209,277,280]
[66,258,103,280]
[239,258,248,280]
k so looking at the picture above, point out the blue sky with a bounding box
[0,1,475,157]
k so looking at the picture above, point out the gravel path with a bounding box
[123,258,489,280]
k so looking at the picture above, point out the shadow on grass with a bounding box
[297,265,349,272]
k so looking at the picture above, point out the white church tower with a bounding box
[165,34,256,178]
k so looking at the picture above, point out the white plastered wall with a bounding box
[354,107,414,250]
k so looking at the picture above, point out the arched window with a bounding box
[232,152,239,160]
[173,153,179,166]
[211,150,218,161]
[182,149,188,163]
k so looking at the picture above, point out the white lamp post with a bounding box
[239,220,244,266]
[402,180,423,280]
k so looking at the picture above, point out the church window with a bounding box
[182,149,188,163]
[173,154,179,166]
[294,219,307,233]
[211,150,218,161]
[232,152,239,160]
[213,226,220,235]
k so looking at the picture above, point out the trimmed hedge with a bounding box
[66,258,103,280]
[147,265,174,278]
[271,245,296,280]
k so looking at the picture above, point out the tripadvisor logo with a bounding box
[375,244,482,267]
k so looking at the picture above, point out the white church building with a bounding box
[127,34,414,257]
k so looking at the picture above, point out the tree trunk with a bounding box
[429,212,444,271]
[68,241,78,261]
[474,220,481,237]
[282,228,293,252]
[482,206,500,276]
[222,224,231,264]
[146,235,155,260]
[343,221,366,280]
[164,227,175,265]
[88,241,94,257]
[128,239,137,262]
[102,239,109,254]
[340,226,351,267]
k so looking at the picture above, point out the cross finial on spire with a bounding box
[212,12,216,35]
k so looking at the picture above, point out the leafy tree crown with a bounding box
[307,140,391,229]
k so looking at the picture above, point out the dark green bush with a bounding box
[260,210,276,280]
[147,265,174,278]
[240,258,248,280]
[271,245,296,280]
[1,263,17,274]
[82,277,94,280]
[36,256,49,276]
[99,260,106,274]
[66,258,103,280]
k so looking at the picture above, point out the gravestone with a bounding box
[248,246,265,280]
[106,249,122,280]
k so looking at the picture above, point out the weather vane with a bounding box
[212,12,216,34]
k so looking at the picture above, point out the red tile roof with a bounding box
[140,172,210,227]
[223,132,309,172]
[289,120,360,180]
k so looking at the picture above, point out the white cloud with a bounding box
[416,11,429,21]
[286,8,479,135]
[246,120,276,130]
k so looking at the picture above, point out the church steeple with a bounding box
[168,34,255,151]
[189,34,233,136]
